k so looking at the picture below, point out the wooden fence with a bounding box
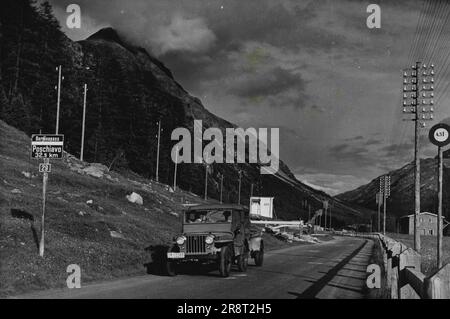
[333,231,450,299]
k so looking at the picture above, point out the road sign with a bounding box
[31,134,64,159]
[39,163,52,173]
[428,123,450,268]
[429,123,450,147]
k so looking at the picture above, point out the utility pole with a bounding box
[379,176,385,234]
[329,203,332,229]
[376,192,382,232]
[55,65,62,134]
[80,83,87,162]
[173,146,178,191]
[204,161,209,201]
[319,211,322,228]
[383,175,390,235]
[219,173,224,203]
[323,200,328,230]
[156,119,161,182]
[238,170,242,205]
[403,62,435,251]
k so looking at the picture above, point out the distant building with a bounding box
[398,212,448,236]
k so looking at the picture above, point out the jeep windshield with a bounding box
[185,210,232,224]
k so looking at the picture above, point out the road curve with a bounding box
[16,236,374,299]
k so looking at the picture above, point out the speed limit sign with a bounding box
[429,123,450,147]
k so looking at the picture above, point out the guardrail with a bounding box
[333,231,450,299]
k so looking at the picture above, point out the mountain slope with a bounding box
[0,119,201,296]
[337,157,450,231]
[0,1,370,225]
[76,27,375,225]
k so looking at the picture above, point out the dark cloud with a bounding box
[228,67,305,98]
[330,144,350,153]
[365,138,382,146]
[345,135,364,141]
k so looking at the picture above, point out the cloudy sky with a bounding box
[50,0,450,195]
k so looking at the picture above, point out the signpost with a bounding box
[429,123,450,268]
[31,134,64,257]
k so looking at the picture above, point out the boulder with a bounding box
[110,231,125,239]
[126,192,143,205]
[105,174,119,182]
[90,163,109,171]
[21,171,31,178]
[82,166,104,178]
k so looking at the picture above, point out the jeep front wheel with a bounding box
[219,245,232,277]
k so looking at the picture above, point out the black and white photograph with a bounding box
[1,0,450,305]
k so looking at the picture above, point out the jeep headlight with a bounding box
[176,236,186,245]
[205,235,214,245]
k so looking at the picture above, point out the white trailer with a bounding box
[250,197,274,219]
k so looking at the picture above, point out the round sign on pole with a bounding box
[429,123,450,147]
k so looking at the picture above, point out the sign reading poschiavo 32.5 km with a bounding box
[31,134,64,159]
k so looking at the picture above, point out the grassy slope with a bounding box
[387,232,450,276]
[0,121,307,297]
[0,120,214,296]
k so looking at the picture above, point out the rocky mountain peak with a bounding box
[87,27,124,45]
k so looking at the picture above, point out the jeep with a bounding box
[166,204,264,277]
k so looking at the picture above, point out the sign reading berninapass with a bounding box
[31,134,64,159]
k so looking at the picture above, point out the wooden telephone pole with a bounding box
[80,83,87,161]
[55,65,62,135]
[173,146,178,191]
[376,192,382,232]
[156,120,161,182]
[238,170,242,204]
[402,62,435,251]
[219,173,224,203]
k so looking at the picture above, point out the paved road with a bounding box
[16,236,374,299]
